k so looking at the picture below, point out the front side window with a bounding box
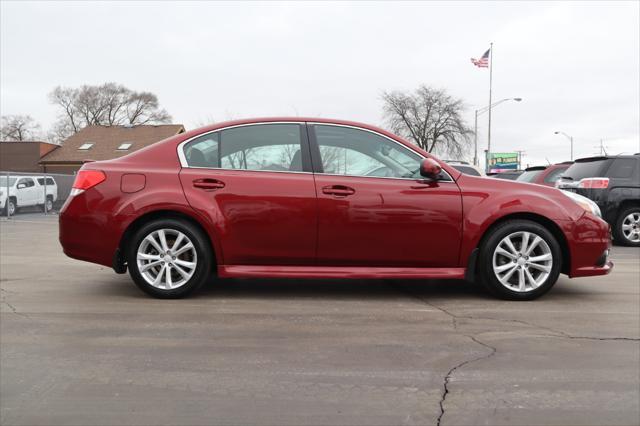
[17,178,34,188]
[314,125,422,179]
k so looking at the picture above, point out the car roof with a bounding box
[524,166,547,171]
[575,154,638,162]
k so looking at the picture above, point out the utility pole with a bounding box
[594,140,608,156]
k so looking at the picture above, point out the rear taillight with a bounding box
[578,177,609,189]
[70,170,106,196]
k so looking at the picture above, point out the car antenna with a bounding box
[545,157,551,165]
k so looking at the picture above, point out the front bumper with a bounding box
[566,212,613,278]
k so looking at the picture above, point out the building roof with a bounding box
[39,124,185,163]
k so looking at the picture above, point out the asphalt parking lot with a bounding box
[1,214,639,426]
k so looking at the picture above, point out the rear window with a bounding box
[562,159,610,180]
[517,170,543,183]
[544,167,569,183]
[451,165,481,176]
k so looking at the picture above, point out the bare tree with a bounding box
[0,115,42,141]
[48,82,172,142]
[382,85,473,158]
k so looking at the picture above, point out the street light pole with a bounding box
[554,131,574,161]
[474,97,522,169]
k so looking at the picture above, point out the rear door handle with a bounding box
[193,178,225,191]
[322,185,355,197]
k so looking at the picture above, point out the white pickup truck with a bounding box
[0,175,58,215]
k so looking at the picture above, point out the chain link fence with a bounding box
[1,171,76,218]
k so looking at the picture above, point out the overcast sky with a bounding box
[1,1,639,166]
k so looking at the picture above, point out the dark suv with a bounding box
[557,154,640,246]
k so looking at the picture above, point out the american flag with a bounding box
[471,48,490,68]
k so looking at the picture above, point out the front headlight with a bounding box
[562,190,602,217]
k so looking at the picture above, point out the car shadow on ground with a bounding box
[101,273,600,302]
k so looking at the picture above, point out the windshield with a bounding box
[561,159,610,180]
[0,177,17,186]
[517,170,543,183]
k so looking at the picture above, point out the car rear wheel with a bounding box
[127,218,213,298]
[478,220,562,300]
[614,207,640,246]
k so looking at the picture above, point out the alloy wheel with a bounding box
[492,231,553,293]
[621,212,640,243]
[136,228,198,290]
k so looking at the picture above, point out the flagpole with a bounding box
[486,42,493,173]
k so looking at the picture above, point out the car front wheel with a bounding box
[478,220,562,300]
[127,218,213,298]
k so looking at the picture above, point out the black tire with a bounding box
[42,196,54,212]
[613,206,640,247]
[478,220,562,301]
[5,198,17,216]
[126,218,213,298]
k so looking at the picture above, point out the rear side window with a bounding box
[220,124,303,172]
[607,158,637,178]
[36,178,55,185]
[517,170,543,182]
[184,133,220,168]
[563,159,610,180]
[183,124,306,172]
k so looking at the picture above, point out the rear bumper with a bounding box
[59,191,121,268]
[566,213,613,278]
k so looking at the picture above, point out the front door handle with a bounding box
[193,178,225,191]
[322,185,355,197]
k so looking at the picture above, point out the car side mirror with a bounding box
[16,183,26,189]
[419,158,442,179]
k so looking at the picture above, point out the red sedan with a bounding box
[59,118,612,300]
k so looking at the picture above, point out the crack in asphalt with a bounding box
[385,281,639,425]
[436,334,496,426]
[390,282,640,342]
[0,287,30,319]
[0,299,30,319]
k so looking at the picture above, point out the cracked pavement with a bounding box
[1,215,639,425]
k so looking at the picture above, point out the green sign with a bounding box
[488,152,518,172]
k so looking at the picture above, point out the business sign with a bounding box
[488,152,518,173]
